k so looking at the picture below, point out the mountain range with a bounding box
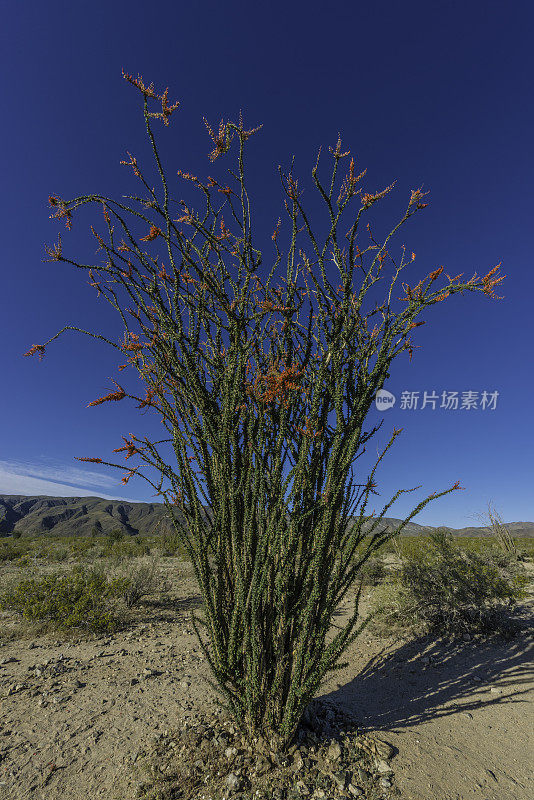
[1,494,533,539]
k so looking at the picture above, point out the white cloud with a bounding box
[0,459,131,501]
[0,459,118,489]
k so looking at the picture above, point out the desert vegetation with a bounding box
[1,523,532,800]
[25,67,509,755]
[368,528,530,639]
[15,67,528,799]
[1,526,531,642]
[0,532,173,638]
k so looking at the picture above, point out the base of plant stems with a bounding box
[133,697,400,800]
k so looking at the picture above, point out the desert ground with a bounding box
[0,552,532,800]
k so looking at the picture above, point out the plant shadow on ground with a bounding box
[133,564,533,738]
[135,593,205,624]
[131,601,533,800]
[322,611,533,735]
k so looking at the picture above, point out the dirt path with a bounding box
[0,556,532,800]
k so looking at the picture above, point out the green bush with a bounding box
[69,538,94,557]
[0,540,27,562]
[0,565,129,633]
[106,538,151,560]
[158,529,185,557]
[113,557,169,608]
[359,554,387,586]
[370,529,530,638]
[16,553,35,567]
[47,544,70,562]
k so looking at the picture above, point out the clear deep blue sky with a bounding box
[2,1,532,528]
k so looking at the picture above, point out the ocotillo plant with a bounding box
[476,501,521,558]
[25,71,505,753]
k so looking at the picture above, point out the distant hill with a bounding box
[0,494,533,539]
[0,495,190,538]
[355,517,534,539]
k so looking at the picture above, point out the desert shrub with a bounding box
[391,535,432,562]
[68,538,94,557]
[84,543,105,560]
[113,538,152,560]
[16,552,36,567]
[0,540,27,562]
[474,502,531,562]
[359,554,387,586]
[370,529,530,638]
[19,542,47,562]
[127,538,151,557]
[484,538,530,565]
[47,544,70,562]
[112,557,170,608]
[111,553,126,568]
[159,530,184,557]
[0,537,49,566]
[108,527,125,542]
[100,539,118,559]
[135,539,152,557]
[0,564,129,633]
[379,540,397,556]
[517,538,534,561]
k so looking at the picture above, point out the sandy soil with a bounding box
[0,555,532,800]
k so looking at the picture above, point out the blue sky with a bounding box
[2,1,532,528]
